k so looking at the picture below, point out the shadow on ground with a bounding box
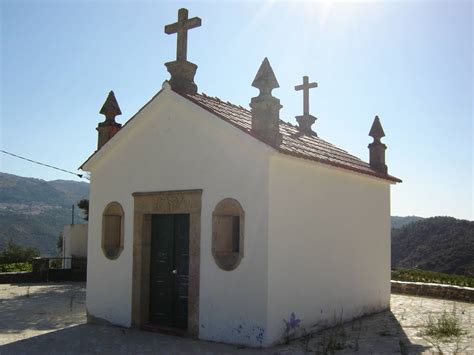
[4,283,472,353]
[0,315,431,354]
[283,310,431,354]
[0,282,85,335]
[0,324,265,354]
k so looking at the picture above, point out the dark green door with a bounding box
[149,214,189,329]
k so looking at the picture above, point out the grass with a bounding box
[423,311,464,339]
[420,308,467,354]
[392,268,474,287]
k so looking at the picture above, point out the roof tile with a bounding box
[181,91,401,183]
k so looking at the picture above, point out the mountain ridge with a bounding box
[0,173,471,276]
[392,216,474,276]
[0,172,89,255]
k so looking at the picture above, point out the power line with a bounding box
[0,149,89,180]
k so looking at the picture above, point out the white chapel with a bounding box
[81,8,401,347]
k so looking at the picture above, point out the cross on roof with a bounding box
[164,8,201,62]
[295,76,318,116]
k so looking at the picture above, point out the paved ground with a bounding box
[0,282,472,354]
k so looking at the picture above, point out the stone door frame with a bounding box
[131,189,202,336]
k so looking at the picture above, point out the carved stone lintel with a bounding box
[165,60,198,94]
[154,194,185,212]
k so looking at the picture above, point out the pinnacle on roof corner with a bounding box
[369,115,386,142]
[250,57,282,147]
[97,90,122,150]
[368,115,388,174]
[99,91,122,122]
[251,58,279,96]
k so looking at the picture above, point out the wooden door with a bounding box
[149,214,189,329]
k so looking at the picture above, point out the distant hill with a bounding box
[0,172,89,256]
[391,216,424,229]
[392,216,474,277]
[1,172,472,277]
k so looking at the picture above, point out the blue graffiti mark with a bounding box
[289,313,301,329]
[283,312,302,342]
[231,324,243,334]
[255,326,265,344]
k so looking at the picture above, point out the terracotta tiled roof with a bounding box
[180,91,401,183]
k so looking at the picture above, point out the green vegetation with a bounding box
[0,262,32,272]
[392,217,474,277]
[420,309,467,354]
[77,199,89,221]
[423,311,464,339]
[0,240,36,273]
[392,268,474,287]
[0,240,40,264]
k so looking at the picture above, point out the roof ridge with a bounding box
[181,91,400,183]
[196,92,364,155]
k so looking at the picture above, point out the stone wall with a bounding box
[0,257,87,284]
[0,271,33,284]
[391,280,474,302]
[0,259,48,284]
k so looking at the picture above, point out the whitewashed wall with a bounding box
[265,155,391,345]
[85,86,272,346]
[62,224,88,268]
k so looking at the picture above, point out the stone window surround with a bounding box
[212,198,245,271]
[101,201,124,260]
[131,189,202,336]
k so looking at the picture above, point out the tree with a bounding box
[0,239,40,264]
[77,199,89,221]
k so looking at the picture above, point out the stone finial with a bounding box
[295,75,318,135]
[97,91,122,150]
[252,58,279,96]
[250,58,282,147]
[368,115,388,174]
[164,8,202,94]
[369,115,385,139]
[99,91,122,122]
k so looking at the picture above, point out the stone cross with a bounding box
[164,8,201,62]
[295,76,318,116]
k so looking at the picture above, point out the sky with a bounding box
[0,0,472,220]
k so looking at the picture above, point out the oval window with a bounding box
[212,198,244,270]
[102,202,124,259]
